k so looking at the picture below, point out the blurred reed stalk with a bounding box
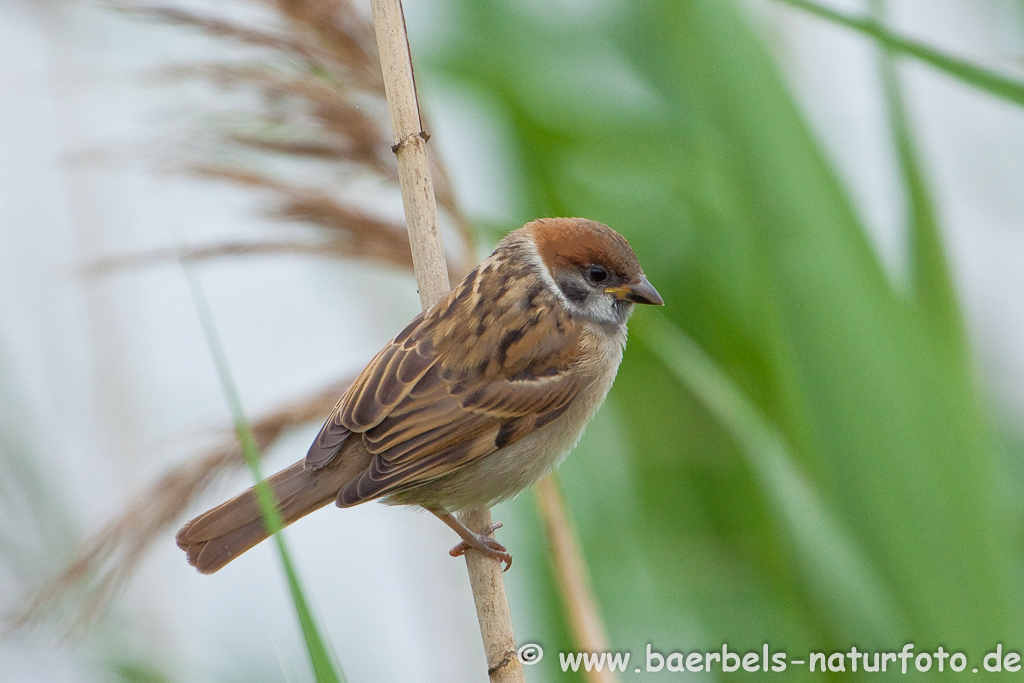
[367,0,523,679]
[536,477,617,683]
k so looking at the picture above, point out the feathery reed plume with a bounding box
[100,1,473,275]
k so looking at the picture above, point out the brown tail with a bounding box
[176,448,372,574]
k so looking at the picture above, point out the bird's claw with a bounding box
[449,521,512,571]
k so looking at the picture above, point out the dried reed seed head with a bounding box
[131,4,380,90]
[10,379,352,631]
[128,0,476,277]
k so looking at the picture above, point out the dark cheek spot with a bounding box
[557,278,589,304]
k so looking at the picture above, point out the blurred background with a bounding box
[2,0,1024,680]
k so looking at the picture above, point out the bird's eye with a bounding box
[587,265,608,283]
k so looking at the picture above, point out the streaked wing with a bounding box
[337,359,581,506]
[306,260,582,504]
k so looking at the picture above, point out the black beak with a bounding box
[605,276,664,306]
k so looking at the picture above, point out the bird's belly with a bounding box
[390,348,621,512]
[433,408,588,510]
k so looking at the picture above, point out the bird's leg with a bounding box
[431,510,512,571]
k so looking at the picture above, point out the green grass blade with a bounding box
[777,0,1024,107]
[873,2,966,350]
[176,241,344,683]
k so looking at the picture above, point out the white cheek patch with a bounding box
[522,235,573,310]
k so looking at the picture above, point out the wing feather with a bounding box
[307,255,585,501]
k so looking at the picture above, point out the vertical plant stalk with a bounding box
[458,508,524,682]
[369,0,448,309]
[536,476,617,683]
[367,1,524,680]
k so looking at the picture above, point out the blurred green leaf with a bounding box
[424,0,1022,675]
[637,313,903,642]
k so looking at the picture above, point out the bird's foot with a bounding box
[448,521,512,571]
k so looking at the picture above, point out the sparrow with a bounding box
[176,217,663,573]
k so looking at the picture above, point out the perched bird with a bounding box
[176,217,663,573]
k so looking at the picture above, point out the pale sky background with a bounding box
[1,0,1023,681]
